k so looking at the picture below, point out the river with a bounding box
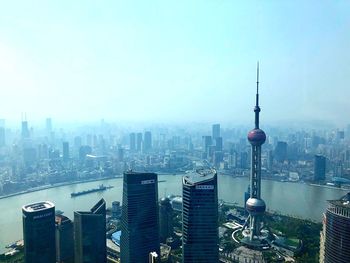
[0,174,347,253]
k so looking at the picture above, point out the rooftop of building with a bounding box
[55,214,72,225]
[183,168,217,185]
[22,201,54,213]
[328,192,350,209]
[124,170,157,176]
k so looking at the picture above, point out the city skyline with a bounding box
[0,1,349,261]
[0,1,349,124]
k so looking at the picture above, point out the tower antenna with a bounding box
[254,62,261,129]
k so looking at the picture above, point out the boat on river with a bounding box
[70,184,113,197]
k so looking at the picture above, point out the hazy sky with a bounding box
[0,1,349,126]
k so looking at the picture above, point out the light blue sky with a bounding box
[0,1,349,126]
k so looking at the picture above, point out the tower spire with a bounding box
[256,61,259,106]
[244,63,267,247]
[254,62,260,129]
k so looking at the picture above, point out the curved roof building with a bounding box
[321,193,350,263]
[22,201,56,263]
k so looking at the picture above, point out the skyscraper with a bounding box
[74,198,107,263]
[120,171,160,263]
[62,141,69,162]
[129,132,136,151]
[143,131,152,152]
[212,123,220,139]
[314,154,326,181]
[56,215,74,263]
[202,135,212,158]
[182,169,218,263]
[320,193,350,263]
[21,120,30,139]
[215,136,223,152]
[274,141,288,162]
[242,63,267,248]
[22,201,56,263]
[159,197,173,243]
[136,132,143,152]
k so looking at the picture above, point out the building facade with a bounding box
[320,193,350,263]
[22,201,56,263]
[143,131,152,152]
[159,197,173,243]
[129,133,136,151]
[212,124,220,139]
[56,215,74,263]
[120,171,160,263]
[182,169,218,263]
[74,198,106,263]
[314,154,326,181]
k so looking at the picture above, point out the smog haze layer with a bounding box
[0,1,349,126]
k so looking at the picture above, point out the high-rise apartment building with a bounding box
[56,215,74,263]
[74,198,106,263]
[22,201,56,263]
[182,169,218,263]
[320,193,350,263]
[120,171,160,263]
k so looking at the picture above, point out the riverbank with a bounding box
[0,174,346,252]
[309,183,349,191]
[0,171,187,200]
[0,175,123,200]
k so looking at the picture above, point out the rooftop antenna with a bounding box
[254,61,261,129]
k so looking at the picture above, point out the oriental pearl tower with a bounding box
[242,63,268,248]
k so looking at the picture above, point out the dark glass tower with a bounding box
[56,215,74,263]
[22,201,56,263]
[182,169,218,263]
[320,193,350,263]
[159,197,173,243]
[242,63,267,248]
[314,154,326,181]
[74,198,106,263]
[120,171,160,263]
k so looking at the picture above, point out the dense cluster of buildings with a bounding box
[1,107,350,197]
[20,168,219,263]
[22,199,107,263]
